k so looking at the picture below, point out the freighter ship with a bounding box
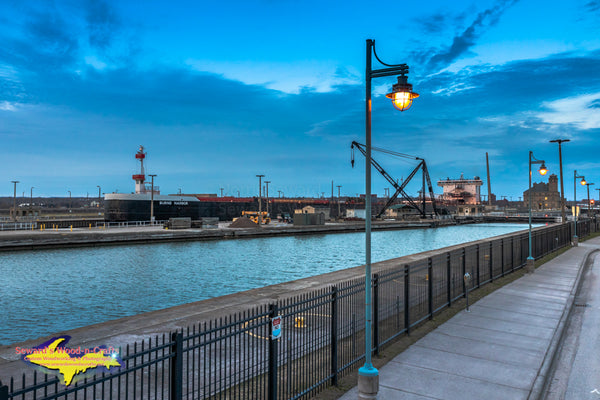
[104,146,331,222]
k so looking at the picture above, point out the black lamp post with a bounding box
[527,151,547,273]
[573,170,586,245]
[360,39,418,398]
[549,139,569,223]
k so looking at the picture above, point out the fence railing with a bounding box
[0,220,165,231]
[1,220,597,400]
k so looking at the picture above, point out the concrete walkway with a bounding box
[340,238,600,400]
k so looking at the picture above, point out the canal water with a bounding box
[0,223,536,345]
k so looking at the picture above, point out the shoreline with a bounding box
[0,219,462,252]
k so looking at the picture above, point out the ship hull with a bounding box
[104,194,337,222]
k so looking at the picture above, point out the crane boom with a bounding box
[351,141,438,218]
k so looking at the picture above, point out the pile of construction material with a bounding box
[229,216,258,228]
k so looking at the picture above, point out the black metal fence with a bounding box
[2,221,597,400]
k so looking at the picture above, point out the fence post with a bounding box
[446,253,452,307]
[500,239,505,277]
[462,249,466,298]
[476,244,480,288]
[404,265,410,335]
[373,274,380,355]
[170,332,183,400]
[428,258,433,320]
[331,286,338,386]
[507,237,511,271]
[489,242,494,282]
[268,303,279,400]
[0,380,8,400]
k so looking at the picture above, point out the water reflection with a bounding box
[0,223,533,345]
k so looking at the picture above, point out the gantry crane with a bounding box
[351,141,438,218]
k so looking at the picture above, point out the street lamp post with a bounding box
[256,175,265,226]
[586,182,595,215]
[97,185,101,205]
[149,174,157,224]
[30,187,34,215]
[527,151,547,273]
[68,191,72,212]
[549,139,569,223]
[11,181,19,221]
[360,39,419,398]
[265,181,271,219]
[573,170,586,246]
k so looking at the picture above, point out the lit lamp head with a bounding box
[581,178,587,185]
[386,73,419,111]
[538,163,548,176]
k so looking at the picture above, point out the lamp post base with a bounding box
[526,258,535,273]
[358,373,379,400]
[573,236,579,247]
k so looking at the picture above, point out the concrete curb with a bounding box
[528,247,599,400]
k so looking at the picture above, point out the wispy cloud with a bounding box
[536,92,600,130]
[419,0,519,73]
[85,0,120,51]
[586,0,600,12]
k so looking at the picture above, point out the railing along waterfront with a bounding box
[0,219,165,231]
[2,220,597,400]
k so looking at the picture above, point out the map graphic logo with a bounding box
[19,335,121,386]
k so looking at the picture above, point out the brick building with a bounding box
[523,174,560,210]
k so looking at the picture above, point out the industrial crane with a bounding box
[351,141,438,219]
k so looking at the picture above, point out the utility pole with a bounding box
[337,185,342,219]
[11,181,19,221]
[149,174,157,223]
[550,139,570,223]
[265,181,271,218]
[256,175,265,225]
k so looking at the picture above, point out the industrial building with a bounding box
[437,174,483,205]
[522,174,560,210]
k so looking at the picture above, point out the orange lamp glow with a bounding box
[386,74,419,111]
[581,179,587,185]
[538,163,548,176]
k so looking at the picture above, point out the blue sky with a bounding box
[1,0,599,201]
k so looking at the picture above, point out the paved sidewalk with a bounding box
[340,238,600,400]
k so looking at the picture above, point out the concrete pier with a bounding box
[0,220,458,252]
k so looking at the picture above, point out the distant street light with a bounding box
[68,190,72,212]
[149,174,157,223]
[30,187,34,213]
[573,170,586,245]
[97,185,101,205]
[527,151,547,273]
[550,139,570,223]
[256,175,265,225]
[359,38,418,398]
[11,181,19,221]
